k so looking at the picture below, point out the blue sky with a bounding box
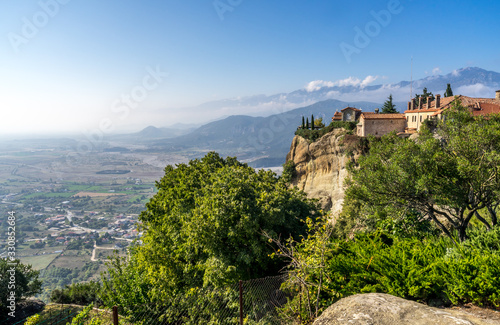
[1,0,499,134]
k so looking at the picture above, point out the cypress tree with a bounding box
[306,117,309,129]
[311,114,315,130]
[444,83,453,97]
[302,116,305,129]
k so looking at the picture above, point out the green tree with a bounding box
[381,94,397,114]
[444,83,453,97]
[415,87,435,104]
[345,100,500,241]
[314,117,325,128]
[302,116,305,129]
[102,152,319,306]
[311,114,315,130]
[0,259,42,314]
[50,281,102,305]
[306,117,310,130]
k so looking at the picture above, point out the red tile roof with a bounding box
[472,103,500,116]
[341,107,362,112]
[406,95,500,113]
[332,112,342,121]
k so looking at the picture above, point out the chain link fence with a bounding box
[0,274,294,324]
[115,274,290,324]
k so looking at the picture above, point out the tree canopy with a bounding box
[381,94,397,114]
[415,87,435,104]
[444,83,453,97]
[102,152,319,307]
[345,100,500,241]
[0,259,42,314]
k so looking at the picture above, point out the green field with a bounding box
[20,253,60,270]
[22,192,76,199]
[51,254,91,269]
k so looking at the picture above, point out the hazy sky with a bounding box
[1,0,499,135]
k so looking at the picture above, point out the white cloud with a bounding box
[305,80,335,92]
[456,83,496,98]
[305,75,379,92]
[334,76,361,87]
[360,75,379,87]
[432,67,442,75]
[452,69,460,77]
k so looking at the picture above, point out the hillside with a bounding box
[155,99,380,167]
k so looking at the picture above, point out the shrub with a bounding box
[295,121,357,142]
[50,281,102,306]
[279,224,500,323]
[281,160,296,183]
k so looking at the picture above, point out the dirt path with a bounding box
[90,241,116,262]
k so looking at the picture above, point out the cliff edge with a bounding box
[286,129,365,213]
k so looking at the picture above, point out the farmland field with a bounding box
[0,137,189,301]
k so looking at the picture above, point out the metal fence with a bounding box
[0,274,291,325]
[114,274,289,324]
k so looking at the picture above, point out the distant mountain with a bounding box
[118,67,500,167]
[111,125,197,141]
[155,99,380,167]
[394,67,500,91]
[174,67,500,121]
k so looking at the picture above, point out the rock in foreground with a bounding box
[313,293,500,325]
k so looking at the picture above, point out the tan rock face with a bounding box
[286,130,364,213]
[313,293,500,325]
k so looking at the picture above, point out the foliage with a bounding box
[67,304,102,325]
[299,116,324,131]
[444,83,453,97]
[278,220,500,323]
[0,259,42,314]
[414,87,435,104]
[381,94,397,114]
[282,160,297,184]
[50,281,102,306]
[101,152,319,314]
[25,313,41,325]
[295,121,357,142]
[314,117,325,128]
[344,100,500,241]
[39,263,100,301]
[267,215,334,322]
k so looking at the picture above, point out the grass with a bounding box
[22,192,76,199]
[35,304,84,324]
[19,253,60,270]
[32,304,137,325]
[52,254,91,269]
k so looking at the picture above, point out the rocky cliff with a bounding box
[286,129,365,214]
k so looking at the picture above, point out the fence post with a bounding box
[239,280,243,325]
[113,306,119,325]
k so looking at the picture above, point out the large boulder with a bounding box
[313,293,500,325]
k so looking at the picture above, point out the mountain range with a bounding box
[169,67,500,122]
[116,67,500,167]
